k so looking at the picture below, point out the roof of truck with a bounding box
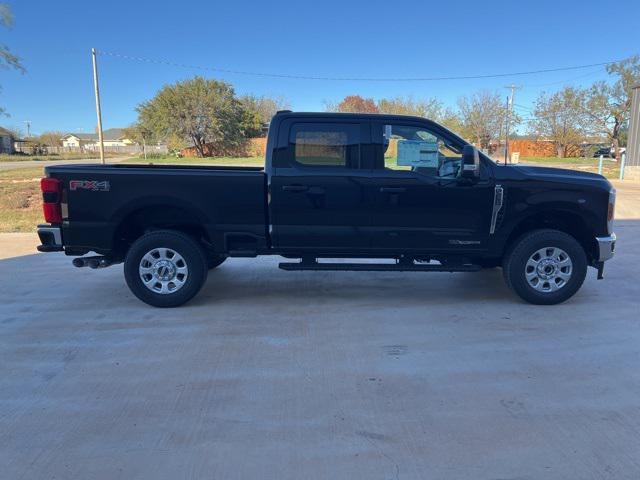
[273,110,432,123]
[271,111,467,144]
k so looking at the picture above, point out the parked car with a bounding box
[593,146,626,159]
[37,111,616,307]
[593,147,611,158]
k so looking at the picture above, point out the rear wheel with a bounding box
[124,230,208,307]
[503,229,587,305]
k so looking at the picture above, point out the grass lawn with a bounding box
[122,156,264,167]
[518,156,621,179]
[0,166,46,233]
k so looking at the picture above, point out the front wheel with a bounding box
[124,230,208,307]
[503,229,587,305]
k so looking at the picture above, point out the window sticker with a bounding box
[397,140,439,167]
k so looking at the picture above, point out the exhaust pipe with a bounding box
[72,256,114,269]
[72,258,87,268]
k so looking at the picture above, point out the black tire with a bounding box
[124,230,208,307]
[207,255,227,270]
[503,229,587,305]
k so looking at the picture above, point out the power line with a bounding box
[97,50,630,83]
[522,67,607,88]
[514,103,533,111]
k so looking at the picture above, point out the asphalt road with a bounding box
[1,220,639,479]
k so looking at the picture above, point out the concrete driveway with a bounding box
[1,221,639,480]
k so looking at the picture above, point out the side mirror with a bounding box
[460,145,480,179]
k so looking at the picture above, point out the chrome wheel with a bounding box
[525,247,573,292]
[138,247,188,294]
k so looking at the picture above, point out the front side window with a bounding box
[381,124,463,178]
[289,123,360,168]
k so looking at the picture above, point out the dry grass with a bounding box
[0,167,46,232]
[514,157,621,179]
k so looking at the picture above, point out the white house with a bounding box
[61,128,134,149]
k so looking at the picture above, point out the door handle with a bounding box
[380,187,406,193]
[282,185,309,192]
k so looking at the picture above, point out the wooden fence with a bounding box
[15,144,168,155]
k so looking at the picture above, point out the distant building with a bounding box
[61,128,134,149]
[0,127,17,154]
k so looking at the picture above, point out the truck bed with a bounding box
[45,163,268,255]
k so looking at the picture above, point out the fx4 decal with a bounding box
[69,180,110,192]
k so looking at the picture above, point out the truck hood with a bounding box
[509,165,612,189]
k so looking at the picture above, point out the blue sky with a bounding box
[1,0,639,135]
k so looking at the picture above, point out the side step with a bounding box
[278,260,481,273]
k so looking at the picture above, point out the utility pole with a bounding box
[91,48,106,164]
[23,120,31,138]
[504,84,519,164]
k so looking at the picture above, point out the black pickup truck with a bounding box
[37,111,616,307]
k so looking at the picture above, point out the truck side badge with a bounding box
[69,180,110,192]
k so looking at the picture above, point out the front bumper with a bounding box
[595,233,616,262]
[37,224,63,252]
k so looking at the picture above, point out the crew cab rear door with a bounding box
[269,118,372,251]
[367,120,495,252]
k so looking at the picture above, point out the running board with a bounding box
[278,261,481,272]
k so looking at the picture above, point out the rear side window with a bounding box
[289,123,360,168]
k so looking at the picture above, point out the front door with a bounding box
[270,120,373,252]
[368,121,495,253]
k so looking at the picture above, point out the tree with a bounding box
[329,95,379,113]
[240,105,263,138]
[240,94,290,125]
[122,123,157,158]
[529,87,589,158]
[137,77,248,158]
[585,55,640,159]
[377,96,443,118]
[457,90,515,151]
[123,123,154,145]
[438,109,464,135]
[377,95,462,133]
[0,3,25,116]
[35,131,65,147]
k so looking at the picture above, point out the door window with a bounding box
[289,123,360,168]
[380,124,463,178]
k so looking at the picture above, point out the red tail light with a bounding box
[41,177,62,223]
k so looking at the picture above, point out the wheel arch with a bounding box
[503,209,598,263]
[111,199,212,259]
